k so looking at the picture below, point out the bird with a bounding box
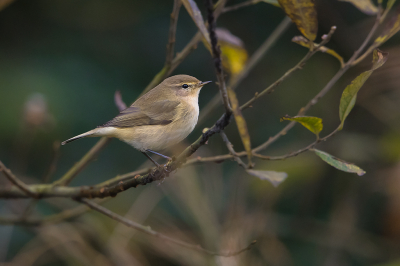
[61,75,211,166]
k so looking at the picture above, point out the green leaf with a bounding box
[228,89,253,165]
[281,115,323,137]
[339,49,388,129]
[338,0,378,15]
[261,0,281,7]
[292,36,344,67]
[181,0,210,45]
[314,149,366,176]
[247,169,288,187]
[277,0,318,41]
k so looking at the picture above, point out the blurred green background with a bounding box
[1,0,400,265]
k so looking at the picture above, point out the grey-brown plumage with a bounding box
[62,75,211,164]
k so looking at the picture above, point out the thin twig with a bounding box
[165,0,182,68]
[78,198,256,257]
[205,0,232,113]
[240,26,337,111]
[222,0,260,13]
[0,160,38,198]
[220,131,247,168]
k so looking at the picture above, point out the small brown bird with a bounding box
[62,75,211,166]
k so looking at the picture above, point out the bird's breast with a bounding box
[114,100,199,152]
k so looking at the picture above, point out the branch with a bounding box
[165,0,182,68]
[222,0,260,13]
[204,0,232,113]
[240,26,337,111]
[0,160,38,198]
[78,198,256,257]
[220,131,247,168]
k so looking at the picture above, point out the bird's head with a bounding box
[161,75,211,98]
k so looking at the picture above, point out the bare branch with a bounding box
[240,26,337,111]
[0,160,38,198]
[78,198,256,257]
[204,0,232,113]
[165,0,182,67]
[220,131,247,168]
[222,0,260,13]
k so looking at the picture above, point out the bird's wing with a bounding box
[99,100,180,128]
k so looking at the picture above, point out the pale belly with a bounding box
[112,113,198,152]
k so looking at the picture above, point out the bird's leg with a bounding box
[141,152,160,167]
[146,149,172,160]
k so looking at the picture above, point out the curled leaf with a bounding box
[339,49,388,129]
[292,36,344,67]
[277,0,318,41]
[281,115,323,137]
[216,28,248,75]
[338,0,378,15]
[182,0,210,45]
[247,169,288,187]
[228,89,252,165]
[314,149,366,176]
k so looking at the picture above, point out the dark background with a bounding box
[1,0,400,265]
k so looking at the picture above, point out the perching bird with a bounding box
[62,75,211,166]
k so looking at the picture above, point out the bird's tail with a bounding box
[61,129,99,145]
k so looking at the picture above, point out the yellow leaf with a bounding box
[281,115,323,137]
[292,36,344,67]
[338,0,378,15]
[220,45,248,75]
[228,89,252,165]
[277,0,318,41]
[202,28,248,75]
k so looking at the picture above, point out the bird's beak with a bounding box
[199,81,212,86]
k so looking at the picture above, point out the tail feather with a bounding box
[61,129,97,145]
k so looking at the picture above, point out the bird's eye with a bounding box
[182,84,189,89]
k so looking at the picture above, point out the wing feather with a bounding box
[99,100,180,128]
